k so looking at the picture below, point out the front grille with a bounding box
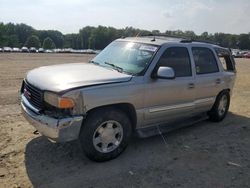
[23,81,43,110]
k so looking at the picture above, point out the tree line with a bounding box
[0,22,250,50]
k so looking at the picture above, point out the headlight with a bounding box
[44,92,75,109]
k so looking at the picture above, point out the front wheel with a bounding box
[79,107,132,162]
[208,91,230,122]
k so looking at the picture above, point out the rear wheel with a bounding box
[208,91,230,122]
[79,107,132,162]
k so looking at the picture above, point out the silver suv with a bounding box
[20,36,236,161]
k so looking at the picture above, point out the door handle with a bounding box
[188,83,195,89]
[215,78,221,84]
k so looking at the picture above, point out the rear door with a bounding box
[191,46,224,113]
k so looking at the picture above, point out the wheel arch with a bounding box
[84,103,137,130]
[209,88,231,112]
[218,88,231,97]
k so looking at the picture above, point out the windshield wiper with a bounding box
[89,60,100,65]
[104,62,124,73]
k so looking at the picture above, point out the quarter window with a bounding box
[215,48,235,72]
[158,47,192,77]
[192,47,219,74]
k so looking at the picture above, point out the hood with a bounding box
[26,63,132,92]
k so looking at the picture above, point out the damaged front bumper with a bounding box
[21,94,83,142]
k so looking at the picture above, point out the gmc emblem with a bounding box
[24,88,31,99]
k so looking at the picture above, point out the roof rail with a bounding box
[129,33,220,45]
[180,39,192,43]
[141,33,190,40]
[180,39,219,45]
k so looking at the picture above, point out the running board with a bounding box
[136,113,209,138]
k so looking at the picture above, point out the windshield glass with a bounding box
[91,41,158,75]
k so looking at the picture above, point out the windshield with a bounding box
[91,41,158,75]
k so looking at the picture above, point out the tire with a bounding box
[79,107,132,162]
[208,90,230,122]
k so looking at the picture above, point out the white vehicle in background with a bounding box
[44,49,53,53]
[61,48,73,53]
[232,51,241,58]
[94,50,102,54]
[13,47,21,52]
[53,49,62,53]
[3,47,12,52]
[38,48,44,53]
[0,48,3,52]
[83,49,96,54]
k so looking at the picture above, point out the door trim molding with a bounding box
[149,97,215,113]
[149,102,193,113]
[194,97,215,104]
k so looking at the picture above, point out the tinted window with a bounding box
[158,47,192,77]
[192,47,219,74]
[215,48,235,72]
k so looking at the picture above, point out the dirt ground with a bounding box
[0,53,250,188]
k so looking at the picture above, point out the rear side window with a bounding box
[158,47,192,77]
[215,48,236,72]
[192,47,219,74]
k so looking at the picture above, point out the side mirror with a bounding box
[155,66,175,79]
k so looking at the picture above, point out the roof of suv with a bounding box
[117,36,222,49]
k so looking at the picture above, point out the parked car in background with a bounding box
[70,49,80,53]
[94,50,102,54]
[20,36,236,161]
[0,48,2,52]
[83,49,96,54]
[243,52,250,58]
[3,47,12,52]
[45,49,53,53]
[21,47,29,53]
[232,51,242,58]
[239,51,248,57]
[38,48,44,53]
[54,49,62,53]
[61,48,72,53]
[29,47,37,53]
[12,47,21,52]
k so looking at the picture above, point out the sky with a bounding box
[0,0,250,34]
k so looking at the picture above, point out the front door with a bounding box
[144,46,196,126]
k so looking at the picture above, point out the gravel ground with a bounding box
[0,53,250,188]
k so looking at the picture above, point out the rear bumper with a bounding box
[21,94,83,142]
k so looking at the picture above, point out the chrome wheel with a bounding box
[218,95,228,116]
[93,120,123,153]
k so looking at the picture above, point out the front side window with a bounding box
[157,47,192,77]
[192,47,219,74]
[91,41,158,75]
